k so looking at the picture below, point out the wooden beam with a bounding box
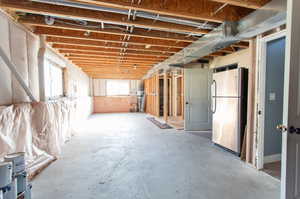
[34,27,189,49]
[83,69,148,74]
[46,37,179,53]
[209,52,227,56]
[231,41,250,48]
[0,0,209,34]
[69,57,159,64]
[67,56,164,62]
[209,0,269,9]
[51,43,179,54]
[70,58,159,65]
[80,65,151,70]
[73,0,250,22]
[19,15,197,43]
[73,63,154,68]
[88,75,143,80]
[163,71,168,122]
[78,65,151,70]
[73,61,153,67]
[83,70,148,74]
[65,54,165,61]
[218,47,236,53]
[59,49,172,57]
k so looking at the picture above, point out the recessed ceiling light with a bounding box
[145,44,151,49]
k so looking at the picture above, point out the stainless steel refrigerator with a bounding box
[211,66,248,155]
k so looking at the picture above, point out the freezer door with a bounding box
[213,69,240,97]
[212,97,241,153]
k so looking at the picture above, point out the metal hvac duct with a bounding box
[30,0,215,34]
[144,0,286,78]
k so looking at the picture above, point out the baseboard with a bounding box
[264,153,281,164]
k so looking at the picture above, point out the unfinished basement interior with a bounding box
[0,0,300,199]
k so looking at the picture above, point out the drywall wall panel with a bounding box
[27,34,40,101]
[10,23,30,103]
[209,49,251,69]
[0,12,12,105]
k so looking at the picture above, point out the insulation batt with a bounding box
[0,98,77,176]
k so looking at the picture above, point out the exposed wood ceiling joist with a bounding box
[68,57,160,64]
[51,43,179,54]
[64,54,165,61]
[81,68,149,72]
[72,61,155,67]
[0,0,209,34]
[67,56,162,63]
[0,0,260,79]
[59,49,172,57]
[231,41,249,48]
[19,15,197,43]
[70,59,159,65]
[87,74,144,80]
[209,0,270,9]
[46,37,179,53]
[77,64,151,69]
[34,27,189,49]
[72,0,252,22]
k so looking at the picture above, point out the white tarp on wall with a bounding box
[0,98,79,177]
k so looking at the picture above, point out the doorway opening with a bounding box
[258,31,286,180]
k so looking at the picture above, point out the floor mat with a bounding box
[147,117,173,129]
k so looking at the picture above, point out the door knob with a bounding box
[289,126,300,134]
[276,124,287,132]
[185,102,189,105]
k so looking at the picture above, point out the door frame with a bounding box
[256,30,286,170]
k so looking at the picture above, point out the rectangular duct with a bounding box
[144,0,287,78]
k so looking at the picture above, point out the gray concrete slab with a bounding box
[32,113,280,199]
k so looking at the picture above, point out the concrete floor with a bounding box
[32,113,280,199]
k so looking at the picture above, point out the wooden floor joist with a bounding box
[69,57,160,64]
[74,61,154,67]
[65,54,165,61]
[209,0,270,9]
[59,49,172,57]
[34,27,189,49]
[72,0,253,22]
[0,0,260,79]
[70,59,158,65]
[0,0,210,35]
[19,15,198,43]
[51,43,179,54]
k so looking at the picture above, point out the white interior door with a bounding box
[281,0,300,198]
[184,67,212,131]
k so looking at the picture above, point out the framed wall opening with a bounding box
[257,30,286,180]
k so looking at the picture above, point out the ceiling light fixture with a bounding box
[84,30,91,37]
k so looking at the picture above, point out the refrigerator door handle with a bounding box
[211,80,217,114]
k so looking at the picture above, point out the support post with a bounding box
[163,70,168,123]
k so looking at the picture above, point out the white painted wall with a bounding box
[209,49,251,69]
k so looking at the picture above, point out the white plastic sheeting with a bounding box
[0,98,78,176]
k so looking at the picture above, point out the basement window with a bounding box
[106,80,130,96]
[44,59,64,100]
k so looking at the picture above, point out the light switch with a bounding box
[269,92,276,101]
